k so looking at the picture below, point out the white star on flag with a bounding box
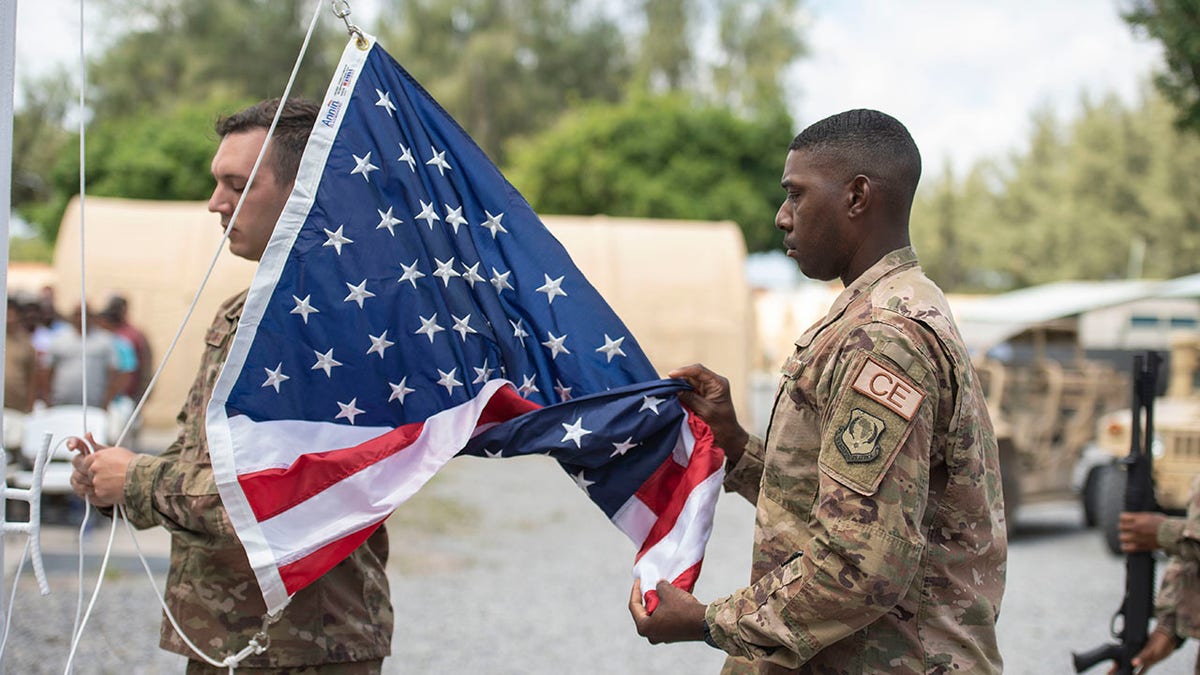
[611,437,638,457]
[426,146,452,175]
[640,395,665,414]
[415,314,445,342]
[290,295,319,324]
[460,262,484,288]
[415,200,440,228]
[596,334,626,362]
[490,269,513,293]
[541,332,570,359]
[445,205,468,233]
[554,380,573,401]
[510,319,529,345]
[376,206,402,235]
[366,331,395,358]
[473,360,494,384]
[335,398,364,424]
[388,377,415,404]
[351,152,380,182]
[561,417,592,448]
[433,257,462,286]
[452,314,477,341]
[398,260,425,288]
[261,363,290,393]
[374,89,396,116]
[397,142,416,171]
[537,274,567,304]
[573,471,596,493]
[323,225,354,255]
[518,374,539,397]
[437,368,463,395]
[344,280,376,308]
[480,211,507,238]
[311,349,343,377]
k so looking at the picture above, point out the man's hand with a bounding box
[1119,512,1167,553]
[1107,625,1176,674]
[668,364,748,462]
[628,579,707,644]
[68,433,135,508]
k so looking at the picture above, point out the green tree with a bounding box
[378,0,630,163]
[34,96,247,243]
[1124,0,1200,134]
[505,95,794,252]
[912,88,1200,291]
[87,0,341,120]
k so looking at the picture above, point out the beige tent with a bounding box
[51,197,752,433]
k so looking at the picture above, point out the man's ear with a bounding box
[847,175,871,218]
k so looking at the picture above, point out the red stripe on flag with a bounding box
[279,519,386,595]
[634,409,721,562]
[238,384,541,521]
[642,559,705,614]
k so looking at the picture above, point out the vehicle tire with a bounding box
[1095,464,1126,555]
[1081,467,1103,528]
[998,440,1021,537]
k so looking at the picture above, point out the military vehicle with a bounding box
[1077,337,1200,553]
[973,324,1127,532]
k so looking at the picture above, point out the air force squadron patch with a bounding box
[820,354,927,495]
[835,408,886,463]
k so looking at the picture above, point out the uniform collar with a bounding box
[794,246,919,348]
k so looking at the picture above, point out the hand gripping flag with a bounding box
[205,34,724,615]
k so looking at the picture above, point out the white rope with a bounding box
[61,1,325,670]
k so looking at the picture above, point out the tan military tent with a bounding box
[51,197,752,434]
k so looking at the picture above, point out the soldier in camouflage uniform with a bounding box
[1117,473,1200,670]
[629,109,1007,674]
[69,99,393,674]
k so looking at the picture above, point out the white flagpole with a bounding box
[0,1,18,672]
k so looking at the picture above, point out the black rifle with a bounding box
[1073,351,1163,674]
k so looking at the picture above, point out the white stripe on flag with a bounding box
[632,468,725,587]
[226,416,393,473]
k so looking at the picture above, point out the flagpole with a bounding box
[0,1,18,671]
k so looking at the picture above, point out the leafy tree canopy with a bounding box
[505,95,794,252]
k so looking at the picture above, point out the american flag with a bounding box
[205,35,724,616]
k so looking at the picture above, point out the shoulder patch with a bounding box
[819,354,926,495]
[850,356,925,420]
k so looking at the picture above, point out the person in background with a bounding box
[5,295,36,414]
[1116,476,1200,671]
[98,294,152,402]
[32,303,131,410]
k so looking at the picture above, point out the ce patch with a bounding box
[819,355,925,495]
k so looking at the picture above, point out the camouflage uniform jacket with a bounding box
[1154,473,1200,640]
[706,247,1007,674]
[122,291,393,667]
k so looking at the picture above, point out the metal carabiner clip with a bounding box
[330,0,368,49]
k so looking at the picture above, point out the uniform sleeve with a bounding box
[1155,557,1186,636]
[706,322,936,667]
[121,451,233,544]
[119,296,240,546]
[723,434,766,505]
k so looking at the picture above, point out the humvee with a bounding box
[1077,337,1200,553]
[974,323,1127,532]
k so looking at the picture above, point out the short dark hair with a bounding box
[215,98,320,186]
[790,109,922,209]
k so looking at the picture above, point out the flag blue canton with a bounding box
[225,46,657,429]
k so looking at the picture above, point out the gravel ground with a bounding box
[2,456,1198,674]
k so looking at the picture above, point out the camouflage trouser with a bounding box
[185,659,383,675]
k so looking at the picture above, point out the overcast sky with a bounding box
[13,0,1165,178]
